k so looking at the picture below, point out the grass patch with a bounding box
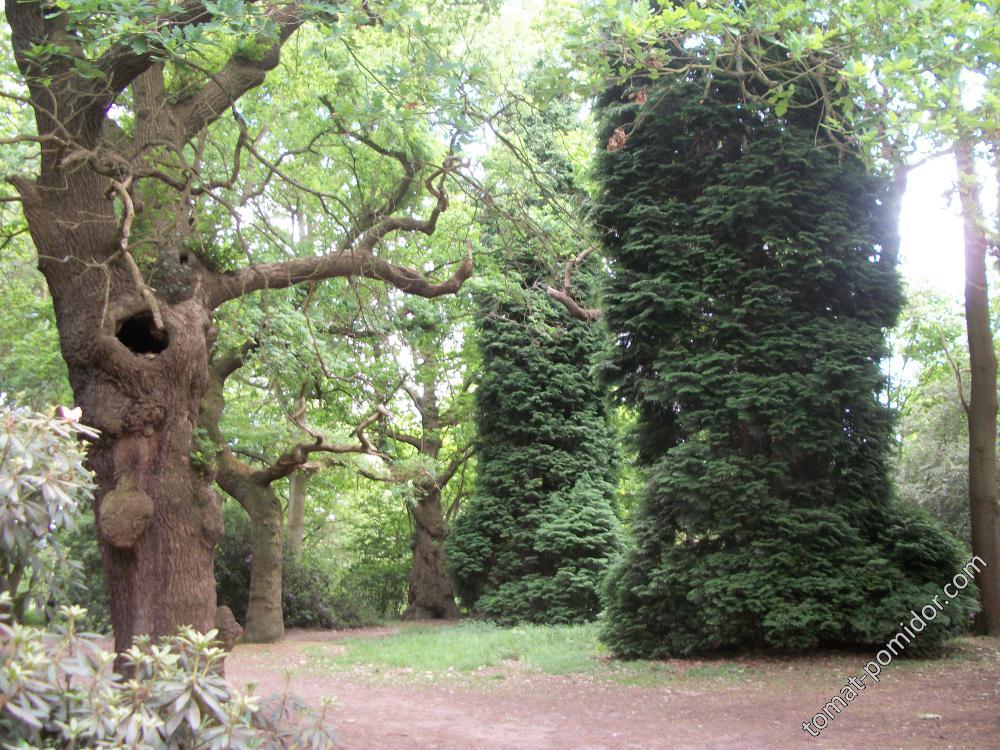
[299,624,997,688]
[305,621,605,675]
[301,622,755,686]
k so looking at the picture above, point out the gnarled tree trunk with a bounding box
[20,170,223,654]
[201,349,392,641]
[215,458,286,643]
[201,349,285,643]
[5,0,471,657]
[405,485,460,620]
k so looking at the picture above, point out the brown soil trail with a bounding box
[226,628,1000,750]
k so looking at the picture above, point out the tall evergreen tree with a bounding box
[446,266,622,624]
[597,72,975,656]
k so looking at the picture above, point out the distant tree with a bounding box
[898,377,975,545]
[200,342,382,642]
[446,254,621,624]
[596,71,975,656]
[355,299,475,620]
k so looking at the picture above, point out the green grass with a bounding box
[295,623,998,692]
[300,621,762,687]
[305,621,605,675]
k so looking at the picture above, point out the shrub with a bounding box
[0,406,96,621]
[284,554,366,630]
[0,411,337,749]
[336,558,409,622]
[0,597,337,750]
[336,501,411,620]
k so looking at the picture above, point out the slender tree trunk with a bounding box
[955,137,1000,635]
[20,171,223,654]
[286,471,309,559]
[404,485,460,620]
[215,459,285,643]
[201,355,285,643]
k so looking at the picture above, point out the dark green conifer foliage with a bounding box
[446,273,622,624]
[597,74,975,656]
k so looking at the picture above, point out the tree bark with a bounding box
[286,470,310,560]
[404,485,460,620]
[956,137,1000,635]
[215,456,286,643]
[201,350,285,643]
[18,171,224,654]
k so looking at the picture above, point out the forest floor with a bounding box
[225,622,1000,750]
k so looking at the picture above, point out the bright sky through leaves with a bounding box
[902,156,998,301]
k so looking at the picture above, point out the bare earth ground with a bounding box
[225,626,1000,750]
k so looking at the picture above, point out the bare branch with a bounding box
[436,442,475,488]
[108,175,165,330]
[208,245,473,308]
[563,246,595,294]
[253,405,389,484]
[356,464,397,483]
[543,246,603,322]
[384,428,424,451]
[91,1,216,116]
[207,161,473,309]
[209,340,258,385]
[939,326,970,414]
[400,382,425,415]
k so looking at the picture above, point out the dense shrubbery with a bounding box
[337,490,411,620]
[596,74,976,656]
[0,600,336,750]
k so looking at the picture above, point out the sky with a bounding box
[899,157,973,304]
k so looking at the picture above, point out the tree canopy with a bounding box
[0,0,996,662]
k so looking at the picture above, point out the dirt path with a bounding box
[226,628,1000,750]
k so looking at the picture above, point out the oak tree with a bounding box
[2,0,474,652]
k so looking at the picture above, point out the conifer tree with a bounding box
[597,73,975,656]
[446,266,622,623]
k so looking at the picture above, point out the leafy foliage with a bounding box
[558,0,997,165]
[0,416,337,749]
[891,286,1000,547]
[336,487,412,620]
[596,73,975,656]
[897,378,974,545]
[0,248,71,410]
[0,407,96,621]
[0,601,337,750]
